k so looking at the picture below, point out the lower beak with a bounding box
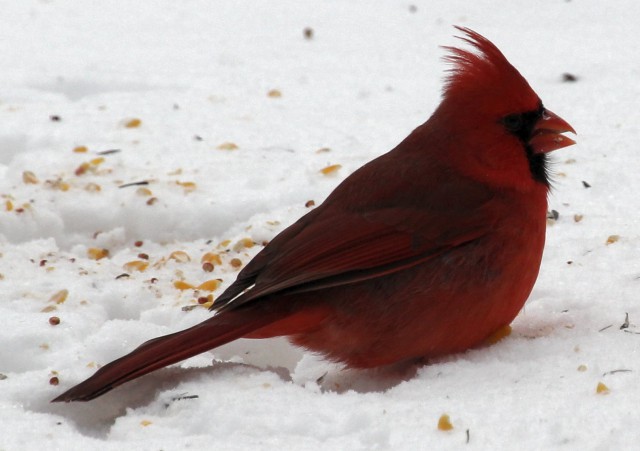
[528,109,576,154]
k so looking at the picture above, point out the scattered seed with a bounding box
[135,187,153,197]
[577,364,587,372]
[267,89,282,98]
[217,142,239,150]
[233,238,254,252]
[573,214,583,223]
[48,316,60,326]
[197,296,211,305]
[562,73,578,82]
[201,252,222,265]
[174,280,195,290]
[84,183,102,192]
[146,197,158,206]
[134,240,144,247]
[606,235,620,245]
[202,262,214,272]
[73,146,88,153]
[87,248,109,260]
[140,420,152,427]
[22,171,39,184]
[96,149,121,155]
[596,382,610,394]
[123,260,149,272]
[49,115,61,122]
[197,279,222,291]
[46,179,70,191]
[437,414,453,431]
[49,289,68,304]
[303,27,314,39]
[230,258,243,268]
[124,118,142,128]
[176,181,197,192]
[320,164,341,175]
[49,376,59,385]
[169,251,191,263]
[75,162,90,176]
[305,200,315,208]
[115,273,130,280]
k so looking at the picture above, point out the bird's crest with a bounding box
[442,26,538,109]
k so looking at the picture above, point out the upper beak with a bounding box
[528,109,576,154]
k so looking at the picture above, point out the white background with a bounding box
[1,1,639,449]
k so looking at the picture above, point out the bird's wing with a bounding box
[214,201,495,312]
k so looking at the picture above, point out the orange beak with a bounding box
[529,109,576,154]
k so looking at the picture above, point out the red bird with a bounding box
[53,27,575,402]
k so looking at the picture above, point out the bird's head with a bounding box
[434,27,576,191]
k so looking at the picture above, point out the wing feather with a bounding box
[214,203,494,311]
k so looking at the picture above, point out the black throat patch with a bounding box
[500,104,549,186]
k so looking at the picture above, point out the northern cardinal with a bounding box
[53,27,575,402]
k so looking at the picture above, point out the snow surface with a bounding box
[1,1,639,450]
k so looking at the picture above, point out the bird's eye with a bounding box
[502,113,524,132]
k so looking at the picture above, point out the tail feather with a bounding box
[52,310,277,402]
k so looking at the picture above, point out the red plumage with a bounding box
[53,27,575,402]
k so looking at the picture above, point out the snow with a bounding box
[1,1,639,449]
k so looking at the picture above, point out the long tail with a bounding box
[52,309,280,402]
